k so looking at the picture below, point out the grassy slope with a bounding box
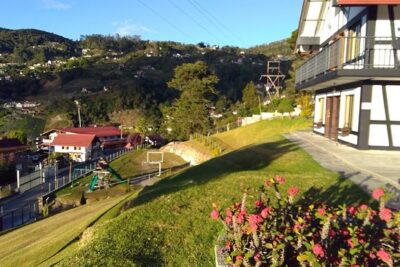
[58,118,371,266]
[55,150,187,203]
[0,194,131,267]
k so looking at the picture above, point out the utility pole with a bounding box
[74,100,82,128]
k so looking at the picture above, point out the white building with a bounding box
[51,133,100,162]
[296,0,400,150]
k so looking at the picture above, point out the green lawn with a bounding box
[0,193,136,267]
[57,118,372,266]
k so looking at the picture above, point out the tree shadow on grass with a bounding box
[297,172,376,208]
[131,139,299,207]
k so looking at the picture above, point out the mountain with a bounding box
[0,28,79,62]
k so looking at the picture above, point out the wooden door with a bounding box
[324,96,340,140]
[325,97,332,138]
[331,96,340,141]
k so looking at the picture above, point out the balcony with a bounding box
[296,37,400,90]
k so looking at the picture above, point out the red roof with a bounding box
[51,133,96,147]
[337,0,400,4]
[59,127,121,137]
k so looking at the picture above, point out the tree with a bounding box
[297,92,314,118]
[277,98,295,118]
[241,81,259,112]
[165,61,218,140]
[6,129,27,144]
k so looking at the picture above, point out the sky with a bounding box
[0,0,303,48]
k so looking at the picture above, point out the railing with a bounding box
[296,37,400,86]
[0,147,136,233]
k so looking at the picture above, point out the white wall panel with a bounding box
[391,125,400,147]
[370,85,386,121]
[369,124,389,146]
[386,85,400,121]
[375,6,392,38]
[338,134,358,145]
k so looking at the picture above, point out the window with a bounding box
[346,22,362,63]
[318,98,324,123]
[344,95,354,130]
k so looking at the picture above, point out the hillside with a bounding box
[0,28,78,62]
[45,119,369,266]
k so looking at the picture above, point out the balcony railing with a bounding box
[296,37,400,86]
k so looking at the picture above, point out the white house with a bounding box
[296,0,400,150]
[51,133,100,162]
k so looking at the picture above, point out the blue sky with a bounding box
[0,0,302,48]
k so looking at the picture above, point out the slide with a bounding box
[88,175,99,192]
[107,166,124,182]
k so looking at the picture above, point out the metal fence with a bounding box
[0,147,135,232]
[296,36,398,85]
[0,202,38,231]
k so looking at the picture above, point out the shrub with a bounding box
[211,176,399,266]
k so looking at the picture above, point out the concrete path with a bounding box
[285,131,400,209]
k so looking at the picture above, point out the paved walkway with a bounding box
[285,131,400,209]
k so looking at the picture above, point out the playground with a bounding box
[55,150,187,205]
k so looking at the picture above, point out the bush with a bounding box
[211,176,399,266]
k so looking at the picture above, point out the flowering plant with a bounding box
[211,176,399,266]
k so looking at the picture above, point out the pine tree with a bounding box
[242,81,259,111]
[165,61,218,140]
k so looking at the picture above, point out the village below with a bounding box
[0,0,399,267]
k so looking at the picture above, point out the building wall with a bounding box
[368,84,400,148]
[53,145,90,162]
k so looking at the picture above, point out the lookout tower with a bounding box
[260,61,286,98]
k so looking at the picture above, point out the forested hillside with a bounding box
[0,27,300,141]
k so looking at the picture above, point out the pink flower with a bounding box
[317,208,326,216]
[379,208,392,222]
[254,253,261,262]
[226,208,233,217]
[211,209,219,220]
[372,188,385,200]
[377,249,391,263]
[312,243,325,257]
[348,206,357,216]
[261,207,271,218]
[359,204,368,211]
[369,252,376,259]
[264,180,271,187]
[225,216,232,224]
[275,175,285,184]
[347,239,355,248]
[225,240,231,249]
[237,210,246,224]
[255,200,263,208]
[288,187,300,197]
[249,214,263,231]
[236,255,243,262]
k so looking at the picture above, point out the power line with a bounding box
[190,0,245,45]
[187,0,235,44]
[136,0,193,40]
[167,0,224,44]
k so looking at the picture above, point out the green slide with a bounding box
[88,175,99,192]
[107,166,124,182]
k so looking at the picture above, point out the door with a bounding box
[324,96,340,140]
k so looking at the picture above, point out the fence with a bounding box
[0,147,135,233]
[190,133,223,156]
[0,202,38,232]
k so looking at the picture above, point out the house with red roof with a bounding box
[51,133,100,162]
[296,0,400,150]
[39,126,128,150]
